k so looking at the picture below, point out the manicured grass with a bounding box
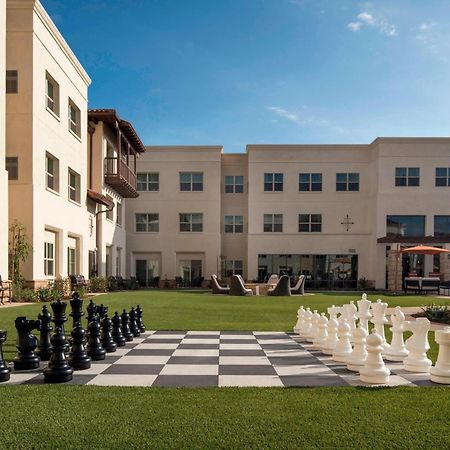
[0,386,448,449]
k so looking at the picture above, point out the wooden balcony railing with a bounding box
[104,157,138,198]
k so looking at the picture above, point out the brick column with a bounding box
[440,248,450,281]
[387,244,402,292]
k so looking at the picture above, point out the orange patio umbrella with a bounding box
[399,245,450,255]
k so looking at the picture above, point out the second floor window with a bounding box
[5,157,18,180]
[264,214,283,232]
[180,213,203,232]
[264,173,283,191]
[299,173,322,191]
[180,172,203,191]
[136,213,159,232]
[395,167,420,187]
[336,173,359,191]
[116,202,122,226]
[434,216,450,236]
[225,175,244,193]
[299,214,322,232]
[68,169,80,203]
[386,215,425,237]
[68,100,81,138]
[225,215,244,233]
[436,168,450,187]
[137,172,159,191]
[46,72,60,116]
[46,153,59,192]
[6,70,18,93]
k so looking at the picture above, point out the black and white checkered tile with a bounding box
[2,331,436,387]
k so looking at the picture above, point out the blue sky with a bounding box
[42,0,450,152]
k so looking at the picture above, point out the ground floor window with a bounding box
[178,260,203,287]
[44,230,56,277]
[67,237,78,276]
[105,246,112,277]
[135,258,160,287]
[224,260,243,277]
[89,250,97,278]
[116,248,122,276]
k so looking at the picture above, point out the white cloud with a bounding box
[266,106,332,129]
[347,22,362,32]
[357,12,375,25]
[347,10,396,37]
[415,22,448,63]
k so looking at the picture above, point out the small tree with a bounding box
[8,221,32,299]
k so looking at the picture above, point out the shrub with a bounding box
[89,277,108,293]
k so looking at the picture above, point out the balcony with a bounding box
[104,157,138,198]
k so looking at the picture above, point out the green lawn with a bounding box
[0,290,449,449]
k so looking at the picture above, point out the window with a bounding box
[137,172,159,191]
[179,213,203,232]
[5,157,18,180]
[6,70,18,93]
[116,202,122,226]
[46,153,59,192]
[386,215,426,237]
[225,175,244,193]
[224,215,244,233]
[434,216,450,236]
[46,72,59,116]
[336,173,359,191]
[264,173,283,191]
[180,172,203,191]
[299,173,322,192]
[395,167,420,187]
[225,260,243,277]
[106,196,114,221]
[68,169,80,203]
[264,214,283,232]
[68,99,81,137]
[44,242,55,276]
[116,248,122,276]
[67,237,77,276]
[135,213,159,232]
[435,168,450,187]
[299,214,322,232]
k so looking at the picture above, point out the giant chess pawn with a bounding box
[101,315,117,353]
[312,313,328,349]
[136,305,146,333]
[370,299,389,350]
[359,330,390,384]
[356,294,372,332]
[36,305,53,361]
[384,306,409,362]
[129,307,141,338]
[51,299,69,352]
[347,325,368,372]
[403,318,432,373]
[86,299,97,325]
[321,318,339,355]
[111,312,126,347]
[97,304,108,320]
[121,309,134,342]
[293,306,306,334]
[430,327,450,385]
[343,302,358,337]
[86,318,106,361]
[69,292,84,328]
[13,316,41,370]
[332,319,353,363]
[299,307,312,339]
[43,327,74,383]
[306,310,320,343]
[68,321,91,370]
[0,330,11,382]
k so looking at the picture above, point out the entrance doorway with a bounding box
[135,259,159,287]
[179,260,203,287]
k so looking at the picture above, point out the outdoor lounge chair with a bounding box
[421,278,440,295]
[211,274,230,294]
[403,278,421,294]
[266,274,279,285]
[229,275,253,296]
[290,275,305,295]
[267,275,291,296]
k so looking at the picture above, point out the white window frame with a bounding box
[46,72,60,117]
[46,152,59,193]
[135,213,159,232]
[44,241,55,277]
[179,213,203,232]
[137,172,159,191]
[68,99,81,138]
[224,215,244,233]
[224,175,244,193]
[68,169,80,204]
[264,214,283,232]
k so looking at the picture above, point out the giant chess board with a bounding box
[2,331,437,387]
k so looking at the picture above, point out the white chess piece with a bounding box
[430,327,450,385]
[403,318,432,373]
[360,330,391,384]
[306,310,321,343]
[347,325,368,372]
[327,305,341,322]
[357,295,372,332]
[332,319,353,363]
[370,299,389,350]
[343,302,358,340]
[312,313,328,349]
[321,318,339,355]
[384,306,409,362]
[299,308,312,339]
[293,306,306,334]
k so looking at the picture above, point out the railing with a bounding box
[104,157,137,195]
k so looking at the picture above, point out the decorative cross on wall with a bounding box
[341,214,355,232]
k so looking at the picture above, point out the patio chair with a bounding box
[266,274,279,285]
[229,275,253,296]
[211,275,230,294]
[268,275,291,296]
[403,278,421,294]
[421,278,440,295]
[290,275,305,295]
[439,280,450,296]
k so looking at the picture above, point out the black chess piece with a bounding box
[120,309,134,342]
[43,327,74,383]
[101,315,117,353]
[97,304,108,319]
[36,305,53,361]
[0,330,11,382]
[68,322,91,370]
[86,318,106,361]
[136,305,146,333]
[51,299,69,352]
[70,292,84,328]
[111,312,126,347]
[86,299,97,325]
[129,307,141,338]
[13,316,41,370]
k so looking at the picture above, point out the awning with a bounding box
[87,189,114,209]
[400,245,450,255]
